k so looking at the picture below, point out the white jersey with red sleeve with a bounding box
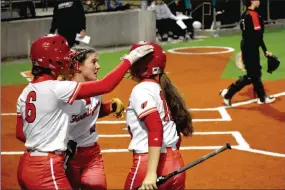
[126,80,179,153]
[66,96,102,147]
[16,80,81,152]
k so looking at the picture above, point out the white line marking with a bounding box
[97,121,126,124]
[0,116,228,123]
[225,91,285,108]
[98,131,239,137]
[3,147,285,157]
[1,113,17,116]
[233,147,285,158]
[180,146,241,150]
[3,91,284,120]
[192,118,228,122]
[167,46,235,55]
[189,107,231,122]
[231,131,250,149]
[218,107,232,121]
[2,132,284,157]
[20,72,32,82]
[99,131,240,137]
[190,108,220,111]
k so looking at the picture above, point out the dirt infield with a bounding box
[1,47,285,189]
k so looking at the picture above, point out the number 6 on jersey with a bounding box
[25,91,37,123]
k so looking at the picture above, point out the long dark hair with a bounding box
[159,73,193,136]
[243,0,252,7]
[31,66,52,78]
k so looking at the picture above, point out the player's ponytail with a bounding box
[159,73,193,137]
[31,66,52,77]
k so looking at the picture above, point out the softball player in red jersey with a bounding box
[124,42,194,190]
[64,45,125,190]
[16,34,153,189]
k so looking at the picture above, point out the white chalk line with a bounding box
[2,107,231,123]
[20,72,32,82]
[3,90,284,121]
[2,93,284,157]
[167,46,235,55]
[2,131,284,157]
[2,147,285,157]
[225,91,285,108]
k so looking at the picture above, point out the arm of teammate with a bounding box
[99,98,125,118]
[16,113,26,143]
[60,45,153,104]
[99,101,112,118]
[139,111,163,190]
[75,59,131,99]
[73,45,154,100]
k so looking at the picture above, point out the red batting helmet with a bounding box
[30,34,71,76]
[130,41,166,79]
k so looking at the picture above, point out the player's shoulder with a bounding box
[48,80,79,91]
[132,81,160,95]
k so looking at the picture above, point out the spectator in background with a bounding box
[184,0,191,16]
[105,0,130,11]
[148,0,183,41]
[168,0,194,39]
[50,0,86,47]
[19,0,36,18]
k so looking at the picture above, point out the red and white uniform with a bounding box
[124,80,185,190]
[17,76,81,189]
[65,96,107,190]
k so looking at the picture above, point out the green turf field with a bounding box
[1,28,284,86]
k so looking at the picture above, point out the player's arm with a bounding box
[131,88,162,189]
[99,101,112,118]
[99,98,125,118]
[16,113,26,143]
[246,11,268,54]
[75,59,130,100]
[140,111,163,189]
[64,45,154,104]
[74,44,154,100]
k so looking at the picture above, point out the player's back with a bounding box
[17,79,78,152]
[127,80,179,153]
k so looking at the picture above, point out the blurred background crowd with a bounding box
[2,0,285,44]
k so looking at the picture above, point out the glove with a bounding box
[123,45,154,65]
[235,52,246,72]
[266,55,280,74]
[111,98,125,118]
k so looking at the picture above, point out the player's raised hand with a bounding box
[123,45,154,65]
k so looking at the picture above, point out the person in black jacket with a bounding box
[50,0,86,47]
[220,0,275,106]
[19,0,36,18]
[168,0,194,39]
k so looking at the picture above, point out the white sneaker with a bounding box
[257,96,276,104]
[220,89,231,106]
